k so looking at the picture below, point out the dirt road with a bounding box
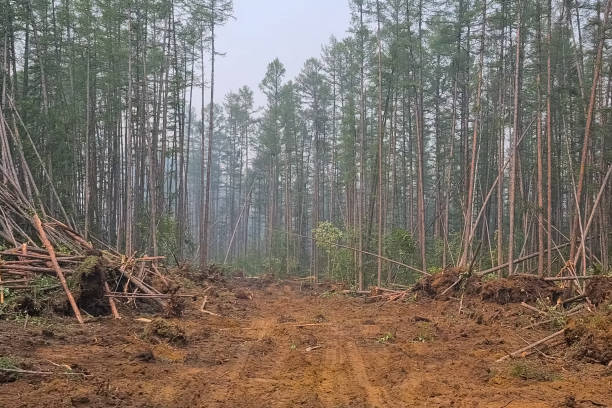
[0,280,610,407]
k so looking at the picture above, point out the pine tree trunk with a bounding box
[546,0,553,274]
[459,0,486,267]
[125,12,134,255]
[201,6,216,269]
[416,0,427,274]
[508,3,522,276]
[536,2,545,277]
[376,0,384,286]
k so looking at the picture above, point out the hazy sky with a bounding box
[214,0,352,108]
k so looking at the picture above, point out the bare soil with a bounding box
[0,279,610,408]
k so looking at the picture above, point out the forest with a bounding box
[1,0,611,284]
[0,0,611,406]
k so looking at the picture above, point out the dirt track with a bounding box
[0,279,610,407]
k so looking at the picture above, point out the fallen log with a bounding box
[477,243,570,277]
[0,279,30,285]
[201,309,221,317]
[104,282,120,319]
[520,305,584,330]
[105,293,193,299]
[33,214,83,324]
[520,302,546,315]
[0,265,63,274]
[495,329,566,363]
[440,276,463,296]
[562,294,586,305]
[116,269,166,308]
[199,295,208,311]
[543,275,599,281]
[0,367,89,377]
[0,249,85,262]
[341,290,370,295]
[293,323,331,328]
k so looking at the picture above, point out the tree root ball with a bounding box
[71,256,110,316]
[565,311,612,365]
[584,276,612,306]
[480,276,562,305]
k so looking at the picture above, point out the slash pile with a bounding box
[0,100,180,322]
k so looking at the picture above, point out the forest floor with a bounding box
[0,277,610,408]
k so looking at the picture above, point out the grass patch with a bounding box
[0,356,19,370]
[377,332,394,344]
[413,322,436,342]
[320,290,338,299]
[508,361,558,381]
[0,356,21,383]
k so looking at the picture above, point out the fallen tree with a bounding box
[0,99,179,322]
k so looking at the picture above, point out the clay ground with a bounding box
[0,279,610,408]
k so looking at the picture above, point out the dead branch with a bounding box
[201,309,221,317]
[543,275,599,281]
[495,329,566,363]
[33,214,83,324]
[520,302,546,315]
[0,367,89,377]
[478,243,571,277]
[104,282,120,319]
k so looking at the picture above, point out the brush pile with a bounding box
[361,265,611,365]
[0,101,181,322]
[0,239,178,320]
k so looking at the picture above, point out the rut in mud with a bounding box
[0,279,610,408]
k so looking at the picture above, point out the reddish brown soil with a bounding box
[0,280,610,408]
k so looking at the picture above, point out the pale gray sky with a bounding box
[215,0,352,108]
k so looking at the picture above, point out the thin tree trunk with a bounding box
[416,0,426,274]
[536,2,544,277]
[376,0,384,286]
[459,0,486,267]
[508,2,522,276]
[201,2,216,268]
[357,2,365,290]
[497,0,507,272]
[125,12,134,255]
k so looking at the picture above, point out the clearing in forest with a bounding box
[0,276,610,408]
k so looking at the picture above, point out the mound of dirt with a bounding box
[5,295,43,316]
[584,276,612,306]
[565,312,612,364]
[164,296,186,317]
[172,263,228,286]
[234,288,253,300]
[239,274,275,290]
[480,276,563,305]
[143,318,187,346]
[413,267,480,298]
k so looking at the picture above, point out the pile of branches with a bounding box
[0,239,181,322]
[0,99,181,323]
[362,266,611,365]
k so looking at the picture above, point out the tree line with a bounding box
[1,0,610,289]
